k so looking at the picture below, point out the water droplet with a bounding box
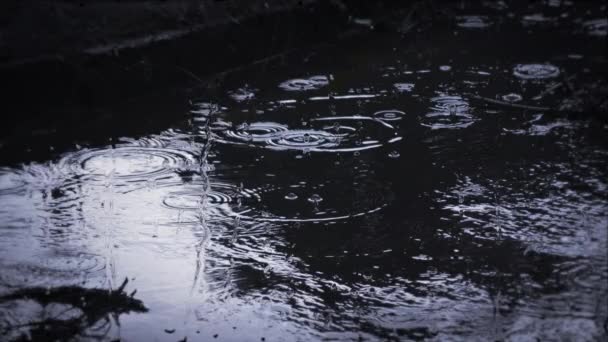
[388,151,400,158]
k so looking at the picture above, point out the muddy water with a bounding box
[1,2,607,341]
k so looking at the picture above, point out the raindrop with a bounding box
[285,193,298,200]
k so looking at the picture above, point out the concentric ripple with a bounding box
[62,147,196,184]
[217,116,402,153]
[421,95,478,129]
[162,182,261,210]
[223,122,289,142]
[242,178,391,223]
[502,93,523,102]
[513,64,560,80]
[279,75,329,91]
[583,19,608,37]
[266,130,340,150]
[155,177,388,223]
[373,110,407,122]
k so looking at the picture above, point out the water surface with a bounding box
[1,1,607,341]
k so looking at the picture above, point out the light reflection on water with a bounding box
[1,2,607,341]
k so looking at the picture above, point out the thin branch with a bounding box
[468,94,551,111]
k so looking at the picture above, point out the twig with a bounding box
[532,81,563,100]
[114,277,128,294]
[468,94,551,111]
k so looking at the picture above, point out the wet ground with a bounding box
[1,1,607,341]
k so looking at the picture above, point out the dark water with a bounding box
[1,2,607,341]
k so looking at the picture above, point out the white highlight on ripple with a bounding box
[62,147,196,183]
[218,116,401,153]
[279,75,329,91]
[372,110,406,122]
[229,87,256,102]
[308,94,378,101]
[394,83,415,92]
[247,205,387,223]
[421,95,478,129]
[0,168,25,195]
[583,19,608,37]
[277,94,377,105]
[161,182,261,210]
[502,93,523,102]
[456,16,491,28]
[223,122,289,142]
[313,115,395,129]
[513,64,560,80]
[265,130,340,150]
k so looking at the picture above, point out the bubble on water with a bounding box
[394,83,415,92]
[502,93,523,102]
[388,151,400,159]
[421,95,478,129]
[61,147,196,185]
[456,16,491,28]
[285,193,298,200]
[373,110,406,122]
[279,75,329,91]
[583,19,607,37]
[513,64,560,80]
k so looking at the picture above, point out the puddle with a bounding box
[1,1,607,341]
